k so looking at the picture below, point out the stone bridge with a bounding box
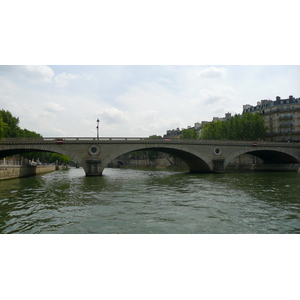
[1,137,300,176]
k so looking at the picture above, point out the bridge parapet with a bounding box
[1,137,300,148]
[1,137,150,143]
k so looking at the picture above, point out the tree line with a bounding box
[177,112,267,140]
[200,113,268,141]
[149,113,267,141]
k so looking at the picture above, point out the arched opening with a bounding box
[225,149,300,172]
[248,150,299,164]
[0,148,74,170]
[107,146,212,173]
[110,149,188,170]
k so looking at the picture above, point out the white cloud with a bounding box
[147,117,184,132]
[0,77,18,104]
[45,102,65,112]
[96,107,129,124]
[189,86,236,106]
[116,81,182,112]
[54,72,80,87]
[24,65,55,83]
[0,65,55,83]
[197,67,225,78]
[139,110,158,120]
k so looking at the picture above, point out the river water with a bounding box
[0,167,299,234]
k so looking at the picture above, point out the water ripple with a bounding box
[0,168,299,233]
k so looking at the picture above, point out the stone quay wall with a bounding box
[0,165,57,180]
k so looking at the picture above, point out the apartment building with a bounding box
[243,95,300,142]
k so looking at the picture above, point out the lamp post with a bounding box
[96,118,100,140]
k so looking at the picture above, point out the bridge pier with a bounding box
[86,159,103,176]
[212,159,225,173]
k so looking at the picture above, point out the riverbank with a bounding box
[0,165,67,180]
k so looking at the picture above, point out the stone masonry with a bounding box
[1,137,300,176]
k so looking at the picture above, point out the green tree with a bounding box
[149,135,162,139]
[50,153,71,164]
[18,128,41,138]
[238,113,268,140]
[201,120,224,139]
[0,116,4,140]
[0,110,21,137]
[201,113,267,141]
[180,128,198,139]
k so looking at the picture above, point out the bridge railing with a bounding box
[42,137,150,141]
[1,137,300,148]
[1,137,152,143]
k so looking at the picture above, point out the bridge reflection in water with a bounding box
[1,137,300,176]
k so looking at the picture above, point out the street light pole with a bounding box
[96,118,100,140]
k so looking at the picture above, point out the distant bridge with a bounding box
[1,137,300,176]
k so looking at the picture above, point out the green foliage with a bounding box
[180,128,198,139]
[0,109,41,138]
[0,110,20,137]
[201,120,223,140]
[147,150,159,161]
[0,116,4,140]
[201,113,268,141]
[18,128,42,138]
[149,135,162,139]
[50,153,71,164]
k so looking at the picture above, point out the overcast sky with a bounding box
[0,65,299,137]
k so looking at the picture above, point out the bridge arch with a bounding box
[224,147,300,169]
[0,145,84,169]
[100,144,213,173]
